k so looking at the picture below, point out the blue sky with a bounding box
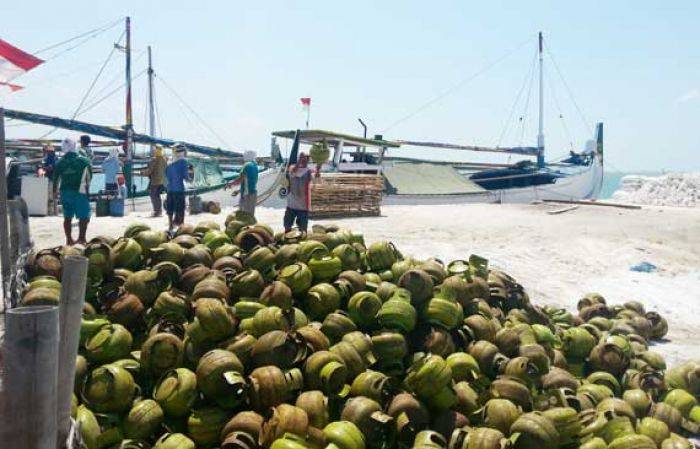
[1,0,698,171]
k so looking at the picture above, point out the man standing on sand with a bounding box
[144,146,167,217]
[284,152,320,233]
[165,145,191,230]
[53,138,92,245]
[225,150,259,217]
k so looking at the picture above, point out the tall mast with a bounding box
[536,31,545,168]
[124,16,134,198]
[147,45,156,155]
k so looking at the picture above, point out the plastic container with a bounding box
[109,197,125,217]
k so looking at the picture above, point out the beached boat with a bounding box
[270,122,603,205]
[272,33,604,205]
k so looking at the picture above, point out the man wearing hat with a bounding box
[144,146,167,216]
[53,137,92,245]
[165,145,191,230]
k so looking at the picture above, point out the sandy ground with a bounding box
[20,200,700,368]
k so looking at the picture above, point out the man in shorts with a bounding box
[284,152,320,233]
[53,137,92,245]
[165,145,191,230]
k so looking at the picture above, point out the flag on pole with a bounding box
[0,38,44,93]
[0,81,23,92]
[300,97,311,128]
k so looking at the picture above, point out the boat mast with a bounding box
[147,45,156,155]
[124,16,134,198]
[536,31,545,168]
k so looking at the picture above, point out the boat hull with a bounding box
[383,153,603,205]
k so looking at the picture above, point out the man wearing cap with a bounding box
[165,145,191,230]
[53,138,92,245]
[144,146,167,217]
[225,150,259,217]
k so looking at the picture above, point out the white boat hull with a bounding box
[383,153,603,205]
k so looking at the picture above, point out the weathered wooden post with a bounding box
[56,255,88,447]
[8,198,32,267]
[0,107,11,304]
[3,305,60,449]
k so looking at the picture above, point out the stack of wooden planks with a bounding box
[309,174,383,218]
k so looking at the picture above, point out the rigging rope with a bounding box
[543,41,592,135]
[156,75,234,150]
[156,76,211,146]
[517,48,537,147]
[37,30,125,139]
[36,18,124,60]
[71,30,125,120]
[381,35,535,133]
[78,69,146,116]
[545,68,574,150]
[497,45,538,148]
[87,48,146,104]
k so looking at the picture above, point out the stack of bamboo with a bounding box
[309,173,383,218]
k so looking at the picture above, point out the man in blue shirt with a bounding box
[165,145,192,230]
[225,150,258,218]
[101,147,122,194]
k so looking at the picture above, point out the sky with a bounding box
[1,0,699,171]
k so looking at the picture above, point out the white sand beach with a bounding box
[26,201,700,367]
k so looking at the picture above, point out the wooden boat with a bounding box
[272,33,604,205]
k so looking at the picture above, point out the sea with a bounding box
[600,171,664,199]
[600,172,626,199]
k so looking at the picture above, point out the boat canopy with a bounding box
[3,108,243,158]
[272,129,400,149]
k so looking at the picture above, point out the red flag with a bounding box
[0,81,23,92]
[0,38,43,92]
[300,97,311,107]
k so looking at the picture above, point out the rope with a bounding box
[545,68,574,150]
[37,29,125,140]
[77,69,147,116]
[497,45,538,148]
[517,51,537,147]
[87,48,146,104]
[543,40,593,134]
[70,30,125,120]
[156,76,211,146]
[381,35,535,133]
[36,18,124,60]
[156,75,235,150]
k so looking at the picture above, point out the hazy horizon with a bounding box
[1,1,698,172]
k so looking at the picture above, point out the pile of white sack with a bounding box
[612,172,700,207]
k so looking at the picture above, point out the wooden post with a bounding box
[8,198,32,263]
[3,305,60,449]
[0,108,11,305]
[56,255,88,447]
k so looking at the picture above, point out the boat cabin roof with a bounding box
[272,129,401,148]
